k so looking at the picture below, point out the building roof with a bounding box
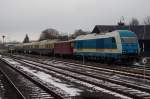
[92,25,150,40]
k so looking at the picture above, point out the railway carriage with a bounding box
[54,41,74,56]
[15,43,24,53]
[23,42,40,54]
[74,30,140,62]
[15,40,57,55]
[38,40,56,55]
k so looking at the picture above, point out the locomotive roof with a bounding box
[75,30,118,40]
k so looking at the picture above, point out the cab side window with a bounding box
[112,38,116,43]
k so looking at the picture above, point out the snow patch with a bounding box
[133,62,145,66]
[2,57,82,96]
[2,57,21,66]
[20,66,82,96]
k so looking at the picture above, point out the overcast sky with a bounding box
[0,0,149,42]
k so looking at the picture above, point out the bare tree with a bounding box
[58,35,68,41]
[23,34,30,43]
[144,16,150,25]
[118,16,125,26]
[129,18,139,26]
[70,29,90,39]
[39,28,59,41]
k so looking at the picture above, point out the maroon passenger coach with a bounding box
[54,41,74,56]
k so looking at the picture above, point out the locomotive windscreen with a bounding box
[121,37,137,43]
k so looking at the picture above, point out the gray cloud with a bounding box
[0,0,150,41]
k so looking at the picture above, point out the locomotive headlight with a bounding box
[136,50,138,53]
[122,50,126,53]
[135,49,138,53]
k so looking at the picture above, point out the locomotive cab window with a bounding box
[112,38,116,43]
[121,37,137,43]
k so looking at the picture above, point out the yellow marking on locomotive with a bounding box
[75,48,118,52]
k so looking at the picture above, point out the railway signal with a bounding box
[142,57,147,64]
[2,35,5,44]
[142,57,147,83]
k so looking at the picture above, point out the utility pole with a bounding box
[67,32,69,40]
[143,25,146,52]
[83,55,85,64]
[143,25,146,83]
[2,35,5,44]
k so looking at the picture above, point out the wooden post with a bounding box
[83,55,85,64]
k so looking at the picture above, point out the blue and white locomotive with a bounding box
[74,30,140,62]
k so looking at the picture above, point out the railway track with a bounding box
[0,67,25,99]
[11,54,150,80]
[1,55,130,99]
[55,58,150,76]
[50,59,150,80]
[12,53,150,76]
[6,55,150,99]
[0,57,70,99]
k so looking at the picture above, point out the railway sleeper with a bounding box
[109,85,150,97]
[109,85,123,89]
[136,93,150,97]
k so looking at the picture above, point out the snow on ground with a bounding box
[1,57,82,96]
[20,66,82,96]
[46,60,66,67]
[34,71,82,96]
[23,58,133,99]
[133,62,145,66]
[2,57,21,66]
